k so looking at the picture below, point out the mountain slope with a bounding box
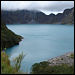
[1,21,23,50]
[1,7,74,24]
[61,7,74,24]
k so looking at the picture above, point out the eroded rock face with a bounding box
[48,52,74,66]
[61,8,74,24]
[1,7,74,24]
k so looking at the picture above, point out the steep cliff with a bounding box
[61,7,74,24]
[1,7,74,24]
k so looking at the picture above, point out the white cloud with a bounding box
[1,1,74,15]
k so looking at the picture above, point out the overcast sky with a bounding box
[1,1,74,15]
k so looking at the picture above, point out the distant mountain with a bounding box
[1,7,74,24]
[1,21,22,49]
[61,7,74,24]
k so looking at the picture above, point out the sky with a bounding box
[1,1,74,15]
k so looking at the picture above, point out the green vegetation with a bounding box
[1,21,23,50]
[1,21,24,74]
[1,51,17,74]
[1,51,25,74]
[61,58,63,60]
[13,52,25,72]
[69,53,74,59]
[31,61,74,74]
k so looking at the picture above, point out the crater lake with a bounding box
[6,24,74,73]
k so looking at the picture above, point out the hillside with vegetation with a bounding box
[31,52,74,74]
[1,21,24,74]
[1,21,23,50]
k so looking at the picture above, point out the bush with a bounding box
[1,51,17,74]
[69,53,74,59]
[31,61,74,74]
[13,52,25,72]
[1,51,25,74]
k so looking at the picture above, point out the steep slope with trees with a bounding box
[1,21,23,50]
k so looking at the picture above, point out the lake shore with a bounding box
[48,51,74,66]
[6,24,74,73]
[31,51,74,74]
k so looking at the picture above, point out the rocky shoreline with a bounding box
[48,51,74,66]
[31,51,74,74]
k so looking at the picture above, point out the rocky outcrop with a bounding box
[48,52,74,66]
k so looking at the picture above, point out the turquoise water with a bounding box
[6,24,74,73]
